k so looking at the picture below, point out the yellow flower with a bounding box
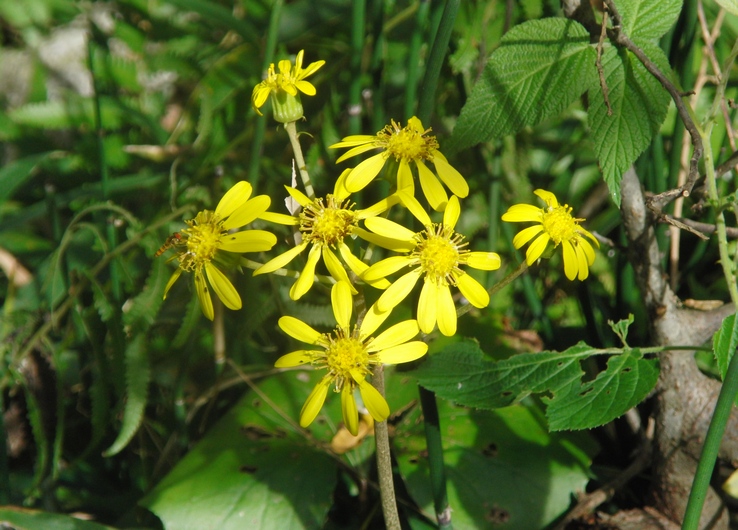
[275,281,428,435]
[251,49,325,122]
[254,173,396,300]
[362,195,501,336]
[330,116,468,211]
[501,189,599,281]
[160,181,277,320]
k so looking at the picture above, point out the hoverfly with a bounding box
[155,232,183,257]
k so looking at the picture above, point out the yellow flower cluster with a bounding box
[155,50,598,435]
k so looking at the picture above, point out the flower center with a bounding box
[178,210,224,272]
[323,328,372,392]
[377,120,438,162]
[541,205,581,245]
[300,195,358,247]
[413,224,468,285]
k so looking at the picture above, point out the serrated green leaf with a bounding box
[716,0,738,15]
[616,0,683,40]
[545,348,659,431]
[713,313,738,379]
[608,313,635,346]
[587,40,670,206]
[122,257,167,332]
[0,153,49,204]
[88,277,114,323]
[102,334,149,456]
[450,18,597,153]
[0,506,117,530]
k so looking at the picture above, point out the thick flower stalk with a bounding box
[362,194,501,336]
[251,49,325,123]
[254,173,396,300]
[330,116,468,211]
[159,181,277,320]
[276,281,428,435]
[501,189,598,281]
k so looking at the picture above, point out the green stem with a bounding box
[284,121,315,199]
[404,0,430,119]
[419,386,452,529]
[373,364,401,530]
[349,0,366,135]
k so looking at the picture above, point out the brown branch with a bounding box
[596,10,612,116]
[658,215,738,240]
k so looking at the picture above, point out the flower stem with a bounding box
[372,364,401,530]
[419,386,452,529]
[284,121,315,199]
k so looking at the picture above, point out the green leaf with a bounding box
[0,506,116,530]
[608,313,635,346]
[395,401,597,529]
[0,153,49,204]
[102,334,149,456]
[545,348,659,431]
[450,18,597,153]
[616,0,683,40]
[715,0,738,15]
[141,373,336,530]
[713,313,738,379]
[122,257,167,332]
[587,41,670,206]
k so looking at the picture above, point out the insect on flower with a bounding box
[155,232,184,257]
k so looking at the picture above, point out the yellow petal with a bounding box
[455,272,490,308]
[338,242,389,288]
[299,377,331,428]
[253,242,308,275]
[275,350,315,368]
[363,255,413,283]
[259,211,299,225]
[397,189,432,227]
[574,242,590,281]
[333,168,353,201]
[279,315,322,344]
[579,227,600,248]
[377,269,422,312]
[341,385,359,436]
[295,79,316,96]
[163,268,182,300]
[364,217,416,242]
[290,244,322,300]
[323,247,356,293]
[330,135,376,149]
[367,320,419,352]
[526,233,550,265]
[194,272,214,321]
[534,189,559,208]
[345,153,387,192]
[359,302,391,337]
[397,159,414,192]
[436,284,457,336]
[215,181,252,219]
[285,185,312,207]
[561,240,578,281]
[222,195,271,230]
[375,341,428,364]
[443,195,461,229]
[252,85,270,112]
[353,226,415,252]
[579,237,596,264]
[335,142,380,164]
[300,59,325,78]
[502,204,543,223]
[407,116,424,131]
[432,150,469,198]
[417,161,448,211]
[513,225,544,249]
[218,230,277,253]
[205,263,241,310]
[357,194,398,220]
[417,279,437,333]
[465,251,501,271]
[331,281,353,329]
[357,378,389,422]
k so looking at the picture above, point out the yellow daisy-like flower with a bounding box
[160,181,277,320]
[362,194,501,336]
[251,49,325,122]
[254,173,396,300]
[276,281,428,435]
[501,189,599,281]
[330,116,469,211]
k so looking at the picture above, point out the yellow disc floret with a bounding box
[324,329,372,392]
[541,205,582,245]
[413,224,468,285]
[300,195,358,248]
[178,210,224,272]
[377,119,438,162]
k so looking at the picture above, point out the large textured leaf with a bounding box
[713,313,738,379]
[102,333,150,456]
[616,0,683,40]
[412,339,659,431]
[587,40,670,206]
[395,400,597,529]
[450,18,597,153]
[141,373,336,530]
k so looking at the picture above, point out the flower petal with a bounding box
[323,247,356,293]
[163,268,182,300]
[561,240,578,281]
[574,241,590,281]
[377,269,422,312]
[341,385,359,436]
[279,315,322,344]
[363,255,413,283]
[502,204,543,223]
[357,194,398,220]
[194,272,214,321]
[218,230,277,253]
[512,225,544,249]
[366,320,420,352]
[285,186,312,207]
[331,281,353,329]
[290,244,322,300]
[397,160,414,192]
[526,233,550,265]
[205,263,241,310]
[295,79,316,96]
[330,135,376,149]
[222,195,271,230]
[443,195,461,229]
[359,302,392,338]
[338,242,390,289]
[260,211,299,225]
[534,189,559,208]
[215,181,252,218]
[375,341,428,364]
[299,377,331,429]
[253,241,308,275]
[345,153,387,192]
[397,189,432,227]
[363,217,416,242]
[335,142,380,164]
[465,251,501,271]
[432,150,469,198]
[356,377,390,422]
[455,272,489,308]
[417,280,437,333]
[353,226,415,252]
[436,284,457,336]
[275,350,316,368]
[417,161,448,211]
